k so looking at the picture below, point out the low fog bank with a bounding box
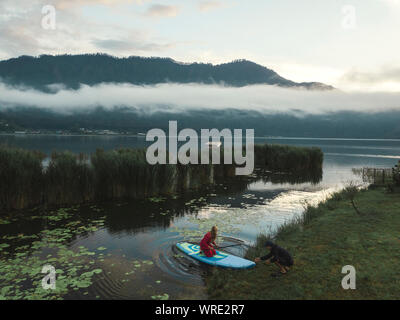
[0,82,400,115]
[2,106,400,139]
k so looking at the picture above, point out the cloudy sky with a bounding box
[0,0,400,91]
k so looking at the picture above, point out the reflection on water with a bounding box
[1,135,400,299]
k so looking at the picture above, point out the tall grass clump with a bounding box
[254,144,323,172]
[91,148,204,199]
[0,145,45,210]
[45,151,94,206]
[91,148,153,199]
[0,143,325,210]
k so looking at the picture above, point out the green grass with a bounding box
[206,187,400,299]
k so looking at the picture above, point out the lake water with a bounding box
[1,135,400,300]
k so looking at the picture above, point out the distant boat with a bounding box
[14,131,27,134]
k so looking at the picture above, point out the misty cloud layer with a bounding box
[342,66,400,84]
[0,82,400,115]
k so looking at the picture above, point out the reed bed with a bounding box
[0,143,324,210]
[253,144,323,172]
[0,145,45,210]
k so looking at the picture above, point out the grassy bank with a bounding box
[206,186,400,299]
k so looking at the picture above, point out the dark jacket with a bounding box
[261,244,293,266]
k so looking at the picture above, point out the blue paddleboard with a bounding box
[176,242,255,269]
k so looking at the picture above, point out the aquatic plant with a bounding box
[253,144,323,173]
[0,143,323,210]
[0,145,45,210]
[0,208,107,300]
[45,151,94,206]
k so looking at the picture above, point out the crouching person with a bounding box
[254,240,293,277]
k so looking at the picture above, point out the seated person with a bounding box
[200,226,218,257]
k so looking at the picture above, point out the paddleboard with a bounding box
[176,242,255,269]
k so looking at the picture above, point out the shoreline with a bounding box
[2,133,400,141]
[205,185,400,299]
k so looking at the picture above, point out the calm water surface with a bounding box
[1,135,399,299]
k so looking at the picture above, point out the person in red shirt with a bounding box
[200,226,218,257]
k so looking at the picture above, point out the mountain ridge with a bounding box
[0,54,334,91]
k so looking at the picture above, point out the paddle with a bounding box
[187,239,249,249]
[217,243,246,249]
